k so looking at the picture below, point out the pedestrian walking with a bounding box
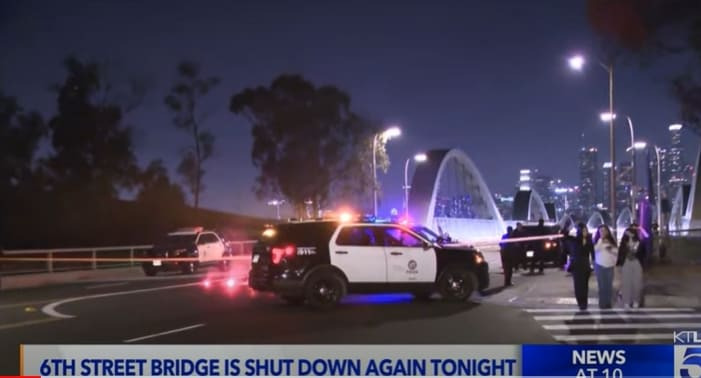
[500,226,515,287]
[569,222,595,310]
[617,226,646,308]
[594,225,618,309]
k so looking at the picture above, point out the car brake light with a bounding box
[271,245,296,264]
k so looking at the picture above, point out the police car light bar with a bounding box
[171,226,204,233]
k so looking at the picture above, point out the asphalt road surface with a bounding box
[0,267,554,374]
[4,264,699,375]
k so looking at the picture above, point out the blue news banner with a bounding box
[20,333,701,377]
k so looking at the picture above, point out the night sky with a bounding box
[1,0,695,218]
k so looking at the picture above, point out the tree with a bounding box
[0,92,45,193]
[136,160,187,207]
[46,56,140,198]
[230,74,387,217]
[164,61,220,209]
[587,0,701,134]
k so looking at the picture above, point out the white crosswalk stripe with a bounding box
[525,306,701,344]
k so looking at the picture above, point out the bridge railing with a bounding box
[0,240,258,276]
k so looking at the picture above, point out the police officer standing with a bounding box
[500,226,515,287]
[530,218,546,275]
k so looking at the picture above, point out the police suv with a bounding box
[143,227,230,276]
[248,219,489,308]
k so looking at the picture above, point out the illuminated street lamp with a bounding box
[372,126,402,217]
[568,55,585,71]
[599,112,616,122]
[403,153,427,219]
[267,199,285,220]
[569,54,616,228]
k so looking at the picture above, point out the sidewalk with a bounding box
[480,262,701,309]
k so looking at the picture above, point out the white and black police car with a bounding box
[248,216,489,308]
[143,227,230,276]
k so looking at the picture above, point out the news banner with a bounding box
[12,330,700,378]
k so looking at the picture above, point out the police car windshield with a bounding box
[411,226,440,243]
[157,234,197,246]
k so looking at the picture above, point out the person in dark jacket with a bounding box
[500,226,515,287]
[617,225,646,308]
[529,218,547,275]
[570,222,595,310]
[512,222,527,271]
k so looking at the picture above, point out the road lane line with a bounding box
[0,318,62,331]
[124,323,205,343]
[554,333,671,342]
[0,300,60,310]
[85,282,129,290]
[526,307,695,313]
[41,282,199,319]
[544,322,701,331]
[534,313,701,321]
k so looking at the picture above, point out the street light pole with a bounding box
[626,116,635,223]
[403,157,411,219]
[568,55,616,229]
[403,153,427,219]
[654,146,663,231]
[607,64,616,231]
[372,134,378,217]
[267,199,285,220]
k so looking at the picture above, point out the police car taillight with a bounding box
[271,245,296,264]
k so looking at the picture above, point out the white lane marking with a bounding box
[0,300,64,310]
[554,333,671,342]
[0,318,62,331]
[124,323,205,343]
[526,307,695,313]
[508,296,518,303]
[85,282,129,290]
[42,282,199,319]
[544,322,701,331]
[534,313,701,321]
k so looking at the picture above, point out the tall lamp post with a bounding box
[403,153,427,219]
[653,145,663,231]
[372,126,401,217]
[637,142,663,231]
[569,54,616,229]
[267,199,285,220]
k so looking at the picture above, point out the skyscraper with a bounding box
[578,147,598,212]
[617,160,633,213]
[518,169,532,191]
[668,124,685,192]
[602,161,612,210]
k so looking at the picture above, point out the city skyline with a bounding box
[2,1,697,218]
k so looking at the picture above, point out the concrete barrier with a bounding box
[666,236,701,264]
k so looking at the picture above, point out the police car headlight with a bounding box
[474,252,484,265]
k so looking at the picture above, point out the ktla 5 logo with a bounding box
[679,347,701,378]
[676,330,701,344]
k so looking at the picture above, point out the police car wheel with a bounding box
[280,295,305,305]
[143,266,157,277]
[305,271,346,309]
[438,267,476,302]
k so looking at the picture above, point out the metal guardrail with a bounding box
[1,240,258,276]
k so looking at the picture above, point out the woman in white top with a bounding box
[594,225,618,309]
